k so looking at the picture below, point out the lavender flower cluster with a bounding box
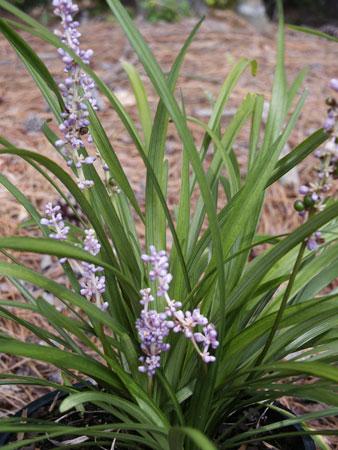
[41,203,106,305]
[80,229,106,303]
[294,79,338,250]
[53,0,97,190]
[136,246,218,377]
[40,202,70,240]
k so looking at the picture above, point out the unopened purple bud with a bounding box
[101,302,109,311]
[307,238,318,251]
[78,179,94,190]
[83,229,101,256]
[55,139,65,147]
[62,55,73,64]
[83,156,96,165]
[329,79,338,92]
[324,115,335,132]
[202,354,216,363]
[299,185,309,195]
[65,77,73,87]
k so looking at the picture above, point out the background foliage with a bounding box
[6,0,338,24]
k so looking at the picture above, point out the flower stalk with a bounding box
[53,0,97,190]
[136,246,218,376]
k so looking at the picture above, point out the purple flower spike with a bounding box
[41,202,70,241]
[41,202,106,305]
[80,263,105,300]
[142,246,173,296]
[140,288,154,306]
[53,0,97,189]
[137,246,218,376]
[80,230,105,302]
[136,309,172,376]
[84,229,101,256]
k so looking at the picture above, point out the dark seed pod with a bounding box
[108,177,118,187]
[294,200,305,212]
[79,126,89,135]
[55,195,86,226]
[326,97,337,107]
[303,194,316,208]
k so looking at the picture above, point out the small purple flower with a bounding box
[329,78,338,92]
[165,299,182,316]
[80,263,105,300]
[83,229,101,256]
[306,238,318,251]
[53,0,97,189]
[306,230,324,252]
[101,301,109,311]
[324,112,335,132]
[140,288,154,306]
[77,179,94,190]
[173,309,208,338]
[296,79,338,253]
[41,203,106,304]
[136,309,173,376]
[138,355,161,377]
[41,202,70,240]
[137,246,218,376]
[194,324,218,347]
[141,246,172,296]
[79,230,105,302]
[299,185,309,195]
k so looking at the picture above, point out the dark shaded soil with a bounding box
[2,391,315,450]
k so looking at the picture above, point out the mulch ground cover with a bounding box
[0,9,337,448]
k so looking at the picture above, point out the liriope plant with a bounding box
[0,0,337,448]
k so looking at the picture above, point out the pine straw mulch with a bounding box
[0,10,337,447]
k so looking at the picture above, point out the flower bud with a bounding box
[329,79,338,92]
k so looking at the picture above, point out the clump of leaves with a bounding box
[0,0,337,449]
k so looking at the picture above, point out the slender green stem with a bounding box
[148,375,154,397]
[254,240,307,368]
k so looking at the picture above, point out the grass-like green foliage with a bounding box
[139,0,191,22]
[0,0,337,448]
